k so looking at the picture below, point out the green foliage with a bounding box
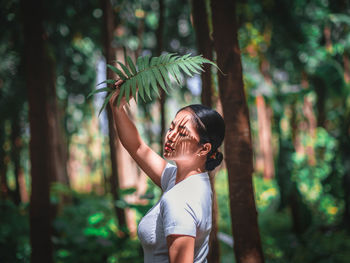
[291,128,344,225]
[0,201,30,263]
[216,164,350,263]
[215,169,232,235]
[259,207,350,263]
[52,192,143,263]
[114,183,160,223]
[253,176,280,212]
[88,53,220,116]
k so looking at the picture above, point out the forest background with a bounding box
[1,0,350,262]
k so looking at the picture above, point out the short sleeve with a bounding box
[160,163,176,192]
[160,195,197,237]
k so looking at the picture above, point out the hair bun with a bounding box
[205,151,223,171]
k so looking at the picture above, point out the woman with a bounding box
[109,81,225,263]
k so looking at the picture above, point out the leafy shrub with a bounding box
[0,200,30,263]
[291,127,344,225]
[52,192,143,263]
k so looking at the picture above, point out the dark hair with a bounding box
[177,104,225,171]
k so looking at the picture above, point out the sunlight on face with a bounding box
[163,110,201,161]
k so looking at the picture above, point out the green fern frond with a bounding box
[90,52,222,116]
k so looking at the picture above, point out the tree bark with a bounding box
[191,0,213,107]
[107,106,128,231]
[256,95,274,179]
[344,172,350,229]
[313,77,326,128]
[342,53,350,228]
[0,122,9,200]
[11,113,22,205]
[157,0,166,155]
[324,25,332,52]
[100,0,128,232]
[211,0,265,262]
[21,0,57,261]
[191,1,220,262]
[55,103,70,188]
[344,52,350,84]
[207,174,220,263]
[135,18,145,58]
[302,96,316,165]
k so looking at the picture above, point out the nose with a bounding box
[166,129,176,142]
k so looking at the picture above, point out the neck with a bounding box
[174,159,206,184]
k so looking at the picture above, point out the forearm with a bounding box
[108,85,167,187]
[112,106,142,153]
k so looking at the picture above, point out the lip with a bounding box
[164,142,174,152]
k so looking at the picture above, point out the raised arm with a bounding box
[109,82,167,187]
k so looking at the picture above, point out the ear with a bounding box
[199,143,211,156]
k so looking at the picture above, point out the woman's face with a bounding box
[163,110,202,161]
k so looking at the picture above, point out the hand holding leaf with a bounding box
[88,52,223,116]
[109,79,132,109]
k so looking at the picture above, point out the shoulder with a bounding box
[161,175,210,218]
[160,162,177,192]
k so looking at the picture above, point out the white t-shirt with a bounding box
[137,163,212,263]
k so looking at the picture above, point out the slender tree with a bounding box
[10,113,22,205]
[342,53,350,229]
[191,0,220,262]
[256,95,274,179]
[0,122,9,200]
[100,0,128,232]
[191,0,213,108]
[20,0,60,260]
[157,0,166,154]
[211,0,265,262]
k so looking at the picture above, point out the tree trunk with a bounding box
[207,174,220,263]
[11,113,22,205]
[324,25,332,52]
[342,54,350,229]
[0,122,9,200]
[100,0,128,232]
[107,106,128,231]
[55,103,70,188]
[302,96,316,165]
[191,1,220,262]
[157,0,166,155]
[344,53,350,84]
[274,111,288,210]
[191,0,213,108]
[257,58,274,179]
[21,0,58,260]
[344,172,350,228]
[313,77,326,128]
[256,95,274,179]
[135,18,145,58]
[211,0,265,262]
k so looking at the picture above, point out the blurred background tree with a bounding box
[1,0,350,262]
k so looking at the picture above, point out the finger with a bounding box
[109,91,120,106]
[109,91,117,104]
[114,79,124,88]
